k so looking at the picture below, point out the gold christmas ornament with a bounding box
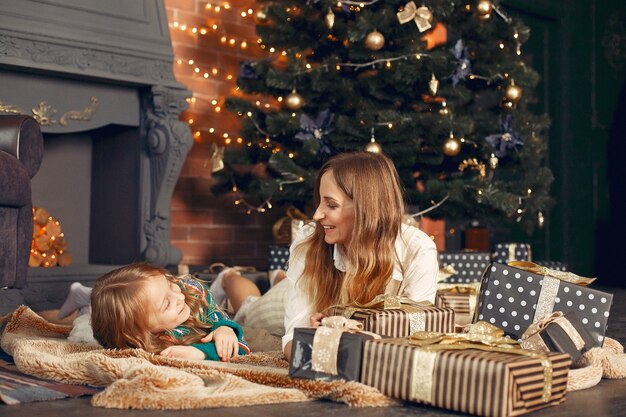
[255,8,269,24]
[365,138,382,154]
[325,8,335,29]
[429,73,439,96]
[476,0,493,18]
[504,80,523,103]
[284,89,304,110]
[489,153,499,169]
[442,132,461,156]
[365,30,385,51]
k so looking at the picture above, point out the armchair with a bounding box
[0,115,44,289]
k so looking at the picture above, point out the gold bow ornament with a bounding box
[397,2,433,32]
[508,261,596,286]
[311,316,380,375]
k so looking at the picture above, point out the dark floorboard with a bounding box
[1,286,625,417]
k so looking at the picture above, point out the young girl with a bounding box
[89,263,250,361]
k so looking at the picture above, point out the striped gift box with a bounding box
[348,305,455,337]
[435,292,472,330]
[360,338,571,417]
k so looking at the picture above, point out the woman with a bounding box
[213,151,439,360]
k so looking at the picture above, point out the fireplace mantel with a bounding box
[0,0,193,267]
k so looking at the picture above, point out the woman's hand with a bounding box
[309,312,326,328]
[200,326,239,362]
[159,345,205,360]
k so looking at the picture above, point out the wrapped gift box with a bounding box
[493,243,532,264]
[521,311,596,361]
[435,283,480,330]
[438,251,491,283]
[341,300,455,337]
[360,333,571,417]
[535,260,569,272]
[288,325,376,381]
[268,245,289,271]
[475,262,613,347]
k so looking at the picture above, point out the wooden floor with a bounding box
[2,285,625,417]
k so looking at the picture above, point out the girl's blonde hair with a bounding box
[91,263,213,352]
[298,151,405,313]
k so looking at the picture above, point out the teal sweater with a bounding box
[164,277,250,360]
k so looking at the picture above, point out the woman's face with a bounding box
[144,275,191,333]
[313,170,355,247]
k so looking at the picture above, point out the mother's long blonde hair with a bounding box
[298,151,406,313]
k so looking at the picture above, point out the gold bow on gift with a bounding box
[408,321,554,403]
[508,261,596,286]
[520,311,586,353]
[397,1,433,32]
[340,294,432,318]
[311,316,380,375]
[272,206,309,242]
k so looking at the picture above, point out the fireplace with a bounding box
[0,0,192,283]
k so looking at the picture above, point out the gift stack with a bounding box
[290,317,573,417]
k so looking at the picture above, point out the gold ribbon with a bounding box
[436,265,458,282]
[397,1,433,32]
[508,261,596,286]
[506,243,532,262]
[407,321,553,403]
[311,316,379,375]
[272,206,309,241]
[521,311,586,353]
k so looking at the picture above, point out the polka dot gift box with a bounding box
[493,242,532,264]
[438,251,491,284]
[475,262,613,349]
[268,245,289,271]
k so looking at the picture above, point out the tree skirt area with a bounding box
[0,306,396,410]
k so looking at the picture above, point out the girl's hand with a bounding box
[200,326,239,362]
[309,312,326,328]
[159,345,205,360]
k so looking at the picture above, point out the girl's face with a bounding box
[144,275,191,333]
[313,170,355,247]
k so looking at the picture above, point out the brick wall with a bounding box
[164,0,282,269]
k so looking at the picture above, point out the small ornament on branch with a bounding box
[325,7,335,29]
[255,8,270,24]
[459,158,487,177]
[210,143,224,173]
[442,132,462,156]
[503,79,523,105]
[364,128,382,153]
[284,89,305,110]
[365,30,385,51]
[429,73,439,96]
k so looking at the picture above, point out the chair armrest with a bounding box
[0,115,44,178]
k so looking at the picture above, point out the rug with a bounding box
[0,306,396,410]
[0,348,100,405]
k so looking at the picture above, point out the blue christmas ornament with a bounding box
[450,39,471,86]
[485,114,524,158]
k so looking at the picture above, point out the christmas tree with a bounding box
[213,0,553,233]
